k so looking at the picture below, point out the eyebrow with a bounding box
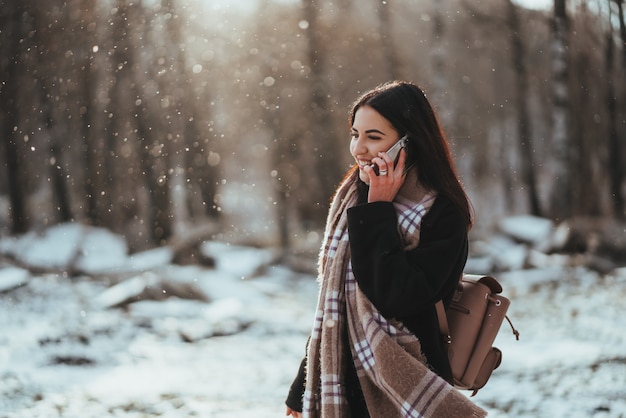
[351,128,387,135]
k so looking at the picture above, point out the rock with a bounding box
[178,298,252,342]
[49,355,96,366]
[200,241,277,279]
[95,274,153,308]
[74,226,129,273]
[494,244,528,272]
[465,256,495,275]
[0,223,129,275]
[122,247,174,273]
[471,235,528,272]
[169,222,220,267]
[498,215,554,246]
[0,266,30,293]
[125,297,252,342]
[96,272,209,309]
[526,249,570,269]
[550,218,626,264]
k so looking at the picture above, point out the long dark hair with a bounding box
[348,80,473,229]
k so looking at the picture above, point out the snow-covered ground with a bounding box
[1,223,626,417]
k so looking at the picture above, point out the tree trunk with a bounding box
[377,1,401,81]
[103,0,129,232]
[431,0,452,128]
[617,0,626,66]
[157,0,186,240]
[29,3,74,224]
[49,139,73,222]
[300,0,341,225]
[127,0,174,246]
[79,0,103,225]
[163,0,199,228]
[605,31,622,219]
[609,0,626,218]
[506,0,542,216]
[183,105,220,220]
[0,0,28,234]
[549,0,572,220]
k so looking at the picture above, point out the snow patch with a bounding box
[1,222,626,417]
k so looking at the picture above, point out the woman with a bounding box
[286,81,486,417]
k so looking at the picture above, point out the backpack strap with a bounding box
[435,300,451,348]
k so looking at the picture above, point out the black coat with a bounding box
[286,194,468,412]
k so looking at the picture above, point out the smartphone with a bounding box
[371,135,408,174]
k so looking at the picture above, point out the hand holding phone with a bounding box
[366,135,409,202]
[371,135,408,174]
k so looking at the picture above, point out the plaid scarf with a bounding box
[303,170,487,418]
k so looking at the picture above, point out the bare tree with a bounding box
[564,3,603,217]
[128,0,168,246]
[183,105,221,220]
[131,0,176,245]
[300,0,342,224]
[78,0,104,225]
[505,0,542,216]
[0,0,28,234]
[460,0,541,215]
[616,0,626,65]
[549,0,573,220]
[431,0,451,127]
[102,0,133,231]
[377,0,401,80]
[160,0,188,232]
[607,0,626,218]
[28,4,76,223]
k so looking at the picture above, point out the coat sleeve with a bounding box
[285,356,306,412]
[346,198,467,319]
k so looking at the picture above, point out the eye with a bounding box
[349,131,358,139]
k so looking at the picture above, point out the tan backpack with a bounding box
[435,274,520,396]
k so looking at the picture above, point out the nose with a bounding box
[351,134,367,156]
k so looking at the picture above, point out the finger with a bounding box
[377,153,394,172]
[379,150,394,165]
[394,149,407,176]
[372,157,388,175]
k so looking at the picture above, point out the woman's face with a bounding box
[350,105,400,184]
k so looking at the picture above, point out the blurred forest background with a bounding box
[1,0,625,260]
